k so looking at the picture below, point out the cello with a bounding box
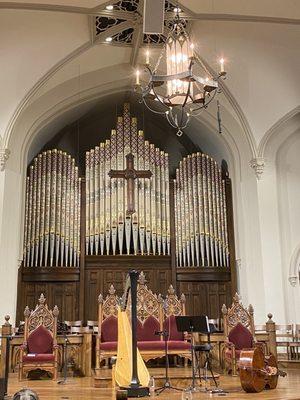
[239,347,286,393]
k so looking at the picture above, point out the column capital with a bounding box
[249,157,265,180]
[0,148,10,171]
[289,276,298,287]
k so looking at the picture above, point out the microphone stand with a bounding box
[57,326,70,385]
[155,330,182,395]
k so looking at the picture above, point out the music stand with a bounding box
[176,316,209,391]
[57,324,70,385]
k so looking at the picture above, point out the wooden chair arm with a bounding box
[184,332,192,341]
[224,341,235,349]
[254,340,266,354]
[20,342,27,351]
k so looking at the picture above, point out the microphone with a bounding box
[155,330,169,337]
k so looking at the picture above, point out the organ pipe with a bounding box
[85,103,171,256]
[175,152,229,267]
[23,150,81,267]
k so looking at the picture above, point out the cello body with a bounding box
[239,348,283,393]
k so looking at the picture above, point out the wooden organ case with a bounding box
[17,104,236,323]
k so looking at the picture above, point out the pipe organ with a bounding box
[22,105,232,271]
[19,102,237,326]
[174,153,229,267]
[23,150,81,267]
[85,104,171,256]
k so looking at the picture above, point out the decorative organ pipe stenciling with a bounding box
[85,103,171,256]
[175,153,229,267]
[23,150,81,267]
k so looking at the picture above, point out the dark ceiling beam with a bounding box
[94,20,133,43]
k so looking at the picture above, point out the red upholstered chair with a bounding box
[222,293,259,376]
[162,285,191,362]
[134,272,164,359]
[19,294,59,380]
[95,285,119,376]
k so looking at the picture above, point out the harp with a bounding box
[115,270,150,397]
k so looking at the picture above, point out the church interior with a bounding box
[0,0,299,399]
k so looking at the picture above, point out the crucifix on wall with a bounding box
[109,153,152,216]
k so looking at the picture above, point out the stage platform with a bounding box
[6,367,300,399]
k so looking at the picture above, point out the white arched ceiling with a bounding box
[1,2,299,155]
[191,20,300,146]
[0,10,91,141]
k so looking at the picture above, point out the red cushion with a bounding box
[137,316,160,341]
[167,340,190,350]
[27,325,53,354]
[137,341,165,350]
[228,323,253,350]
[23,353,55,362]
[137,340,190,351]
[101,316,118,343]
[100,341,117,351]
[163,316,184,341]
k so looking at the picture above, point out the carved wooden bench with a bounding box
[95,272,190,376]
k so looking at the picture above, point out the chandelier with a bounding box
[135,11,227,136]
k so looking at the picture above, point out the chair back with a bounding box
[163,285,186,318]
[275,324,294,342]
[255,324,267,333]
[87,320,98,333]
[135,271,162,325]
[97,285,119,341]
[294,324,300,341]
[162,285,186,341]
[221,293,255,338]
[64,320,83,328]
[23,294,59,354]
[70,326,91,334]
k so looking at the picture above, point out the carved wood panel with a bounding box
[178,281,232,318]
[17,282,79,323]
[84,256,172,321]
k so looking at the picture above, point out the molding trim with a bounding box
[0,3,299,25]
[249,157,265,179]
[0,148,10,171]
[258,106,300,157]
[289,276,298,287]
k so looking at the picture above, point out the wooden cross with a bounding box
[109,153,152,216]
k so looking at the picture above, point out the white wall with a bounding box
[277,130,300,323]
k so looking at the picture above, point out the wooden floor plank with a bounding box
[7,368,300,399]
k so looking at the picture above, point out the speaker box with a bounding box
[143,0,165,34]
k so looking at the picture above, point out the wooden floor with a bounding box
[7,367,300,400]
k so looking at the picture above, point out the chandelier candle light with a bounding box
[135,10,227,136]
